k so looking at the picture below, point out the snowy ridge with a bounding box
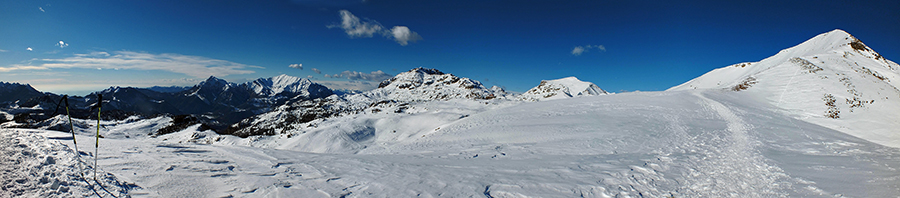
[668,29,900,147]
[0,82,45,105]
[518,76,609,101]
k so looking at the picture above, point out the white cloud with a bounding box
[39,7,45,12]
[289,63,303,70]
[571,45,606,56]
[311,68,322,74]
[329,10,422,46]
[571,46,586,56]
[0,49,8,52]
[390,26,422,46]
[56,41,68,48]
[324,74,331,78]
[0,51,260,77]
[331,10,384,38]
[307,75,314,79]
[27,47,33,51]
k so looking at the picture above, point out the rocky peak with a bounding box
[199,76,231,90]
[371,68,496,101]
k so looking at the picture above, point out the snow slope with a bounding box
[519,76,609,101]
[4,89,899,197]
[669,29,900,148]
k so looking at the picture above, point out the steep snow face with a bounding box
[369,68,499,101]
[669,29,900,147]
[519,76,609,101]
[247,74,332,98]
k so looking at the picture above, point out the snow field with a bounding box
[3,89,900,197]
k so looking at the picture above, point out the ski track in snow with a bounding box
[691,92,789,197]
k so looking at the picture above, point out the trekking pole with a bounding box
[94,94,102,181]
[52,95,82,160]
[63,96,80,155]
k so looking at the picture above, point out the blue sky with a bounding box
[2,0,899,96]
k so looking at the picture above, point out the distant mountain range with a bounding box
[0,69,606,136]
[0,74,333,131]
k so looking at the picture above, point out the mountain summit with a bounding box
[371,67,499,101]
[669,29,900,147]
[519,77,609,101]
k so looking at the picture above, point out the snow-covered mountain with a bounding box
[669,29,900,147]
[0,75,333,133]
[226,68,509,138]
[247,74,332,98]
[369,68,500,101]
[518,76,609,101]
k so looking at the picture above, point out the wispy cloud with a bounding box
[312,80,377,91]
[0,49,8,52]
[571,45,606,56]
[0,65,49,72]
[322,70,392,82]
[329,10,422,46]
[0,51,261,77]
[340,70,392,81]
[56,41,68,48]
[39,7,45,12]
[26,47,33,51]
[311,68,322,74]
[289,63,303,70]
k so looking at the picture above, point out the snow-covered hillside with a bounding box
[3,90,898,197]
[669,29,900,147]
[519,76,609,101]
